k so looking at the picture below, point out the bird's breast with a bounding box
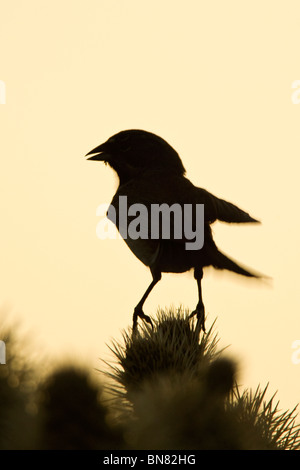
[122,237,161,268]
[107,197,161,268]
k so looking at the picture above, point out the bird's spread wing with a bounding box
[107,171,259,253]
[205,193,259,224]
[116,171,259,224]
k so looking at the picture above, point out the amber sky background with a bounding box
[0,1,300,411]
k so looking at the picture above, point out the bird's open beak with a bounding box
[85,143,109,161]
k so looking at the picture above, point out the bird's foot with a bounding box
[132,306,153,334]
[189,305,206,334]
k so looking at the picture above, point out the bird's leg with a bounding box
[189,268,206,334]
[132,270,161,333]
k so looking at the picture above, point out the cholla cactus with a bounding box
[106,306,220,396]
[0,319,38,449]
[229,384,300,450]
[105,306,300,450]
[38,365,123,449]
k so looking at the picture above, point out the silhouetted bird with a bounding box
[86,130,260,333]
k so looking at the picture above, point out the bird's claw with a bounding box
[132,306,153,333]
[189,306,206,334]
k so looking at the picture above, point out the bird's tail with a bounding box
[211,250,260,278]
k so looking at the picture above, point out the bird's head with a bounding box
[86,129,186,184]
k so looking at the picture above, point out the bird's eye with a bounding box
[118,134,131,151]
[119,134,130,143]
